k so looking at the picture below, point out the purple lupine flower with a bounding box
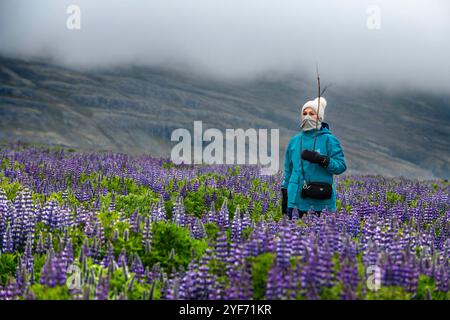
[217,199,229,230]
[131,254,145,281]
[10,206,23,250]
[0,188,8,237]
[151,197,167,223]
[0,279,20,300]
[102,242,115,268]
[165,274,181,299]
[434,264,449,292]
[142,216,152,246]
[172,197,187,227]
[230,207,242,242]
[225,260,253,300]
[206,203,217,225]
[275,220,292,270]
[79,238,91,262]
[129,210,140,233]
[35,232,44,254]
[44,233,53,253]
[117,248,128,268]
[94,221,106,245]
[215,232,228,266]
[17,188,36,243]
[15,260,28,294]
[42,200,58,231]
[90,237,102,264]
[191,218,206,240]
[338,254,359,299]
[83,214,95,238]
[1,223,13,253]
[22,235,34,273]
[178,261,198,299]
[95,272,110,300]
[40,249,67,287]
[109,193,116,212]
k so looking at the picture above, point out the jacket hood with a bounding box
[302,122,331,136]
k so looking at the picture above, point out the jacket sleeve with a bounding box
[325,135,347,175]
[281,140,292,188]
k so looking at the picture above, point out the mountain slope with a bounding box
[0,56,449,179]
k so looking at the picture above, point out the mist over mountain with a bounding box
[1,0,449,93]
[0,56,449,179]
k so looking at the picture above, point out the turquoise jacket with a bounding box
[281,122,346,212]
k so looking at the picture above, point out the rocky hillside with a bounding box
[0,56,449,179]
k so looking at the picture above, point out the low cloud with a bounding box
[0,0,449,92]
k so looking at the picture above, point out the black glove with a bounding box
[281,188,287,214]
[301,150,330,168]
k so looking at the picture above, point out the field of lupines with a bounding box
[0,143,448,300]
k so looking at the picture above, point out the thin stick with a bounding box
[313,64,321,150]
[321,83,332,96]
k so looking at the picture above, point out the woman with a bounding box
[281,97,346,219]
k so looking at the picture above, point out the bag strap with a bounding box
[299,135,309,185]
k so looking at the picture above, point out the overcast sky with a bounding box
[0,0,449,92]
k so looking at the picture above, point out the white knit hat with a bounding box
[301,97,327,121]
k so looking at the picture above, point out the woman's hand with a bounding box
[301,150,330,168]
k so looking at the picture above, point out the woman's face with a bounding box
[302,107,318,121]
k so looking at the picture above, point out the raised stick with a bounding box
[313,64,321,150]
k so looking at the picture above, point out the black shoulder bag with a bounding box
[300,135,333,200]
